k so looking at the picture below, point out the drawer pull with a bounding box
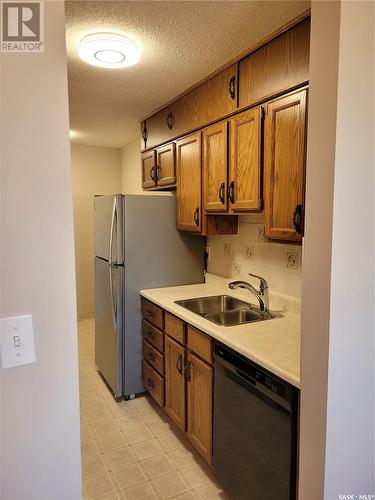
[147,378,155,389]
[146,310,155,318]
[219,182,225,204]
[176,354,183,374]
[147,351,155,362]
[146,330,155,340]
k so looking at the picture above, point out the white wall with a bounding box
[323,1,374,496]
[299,1,375,498]
[71,144,122,319]
[121,138,143,194]
[0,2,82,499]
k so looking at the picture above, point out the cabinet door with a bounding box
[141,150,156,189]
[264,89,307,241]
[186,352,213,464]
[156,142,176,187]
[176,132,202,233]
[228,108,262,212]
[165,335,185,431]
[203,122,228,213]
[239,17,310,108]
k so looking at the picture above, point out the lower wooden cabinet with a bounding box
[142,299,214,464]
[164,335,186,431]
[186,351,213,464]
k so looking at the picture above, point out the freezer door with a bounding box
[95,257,123,397]
[94,195,124,264]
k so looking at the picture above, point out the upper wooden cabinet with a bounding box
[239,17,310,108]
[141,143,176,190]
[228,107,262,212]
[203,122,228,213]
[142,65,237,150]
[141,150,157,189]
[156,142,176,187]
[176,132,202,233]
[264,88,307,241]
[202,108,262,215]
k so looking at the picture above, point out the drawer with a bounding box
[187,325,212,364]
[143,360,164,408]
[143,339,164,375]
[142,320,164,353]
[141,299,164,330]
[165,312,185,345]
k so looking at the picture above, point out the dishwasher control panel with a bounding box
[214,342,290,402]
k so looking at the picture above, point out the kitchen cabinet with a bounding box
[202,108,262,215]
[186,351,213,465]
[141,64,237,151]
[203,121,228,213]
[156,142,176,187]
[176,131,202,233]
[228,107,262,212]
[141,150,157,189]
[164,335,186,431]
[239,17,310,108]
[264,88,307,241]
[141,143,176,190]
[141,299,214,464]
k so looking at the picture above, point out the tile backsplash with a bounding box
[206,214,302,299]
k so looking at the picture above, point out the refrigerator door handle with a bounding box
[109,265,117,328]
[108,197,117,266]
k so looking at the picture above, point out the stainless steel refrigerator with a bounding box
[94,194,205,399]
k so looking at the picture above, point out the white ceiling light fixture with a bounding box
[78,33,141,69]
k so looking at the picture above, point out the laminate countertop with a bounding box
[140,273,301,388]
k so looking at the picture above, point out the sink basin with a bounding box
[206,308,266,326]
[175,295,251,316]
[175,295,282,327]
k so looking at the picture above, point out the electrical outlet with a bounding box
[256,225,266,243]
[205,245,211,262]
[223,241,232,257]
[232,263,241,277]
[286,250,298,269]
[245,244,255,261]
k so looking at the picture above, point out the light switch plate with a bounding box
[223,242,232,257]
[0,314,36,369]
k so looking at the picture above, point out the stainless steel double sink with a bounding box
[175,295,281,327]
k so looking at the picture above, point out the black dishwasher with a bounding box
[213,342,298,500]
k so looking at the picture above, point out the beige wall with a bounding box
[300,1,374,498]
[0,2,82,499]
[121,138,143,194]
[71,144,122,319]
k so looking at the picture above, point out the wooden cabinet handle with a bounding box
[150,166,157,183]
[146,330,155,341]
[193,207,200,226]
[142,126,148,148]
[184,361,191,382]
[147,378,155,389]
[146,310,155,318]
[166,112,174,130]
[229,76,236,100]
[292,204,303,234]
[176,354,183,374]
[228,181,235,204]
[219,182,225,204]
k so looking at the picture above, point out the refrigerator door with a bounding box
[94,195,124,265]
[95,257,123,397]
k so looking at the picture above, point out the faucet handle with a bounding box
[248,273,268,293]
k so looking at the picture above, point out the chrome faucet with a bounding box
[228,273,270,314]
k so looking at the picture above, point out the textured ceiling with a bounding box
[65,0,310,148]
